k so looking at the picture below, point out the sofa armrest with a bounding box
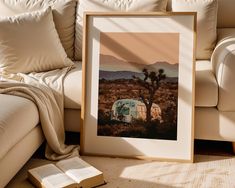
[211,29,235,111]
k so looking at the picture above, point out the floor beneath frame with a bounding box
[6,133,235,188]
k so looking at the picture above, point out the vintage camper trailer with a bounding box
[111,99,162,123]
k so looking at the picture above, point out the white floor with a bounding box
[7,155,235,188]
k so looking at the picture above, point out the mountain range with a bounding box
[99,70,178,83]
[99,54,178,77]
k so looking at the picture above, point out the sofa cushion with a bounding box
[64,108,81,132]
[75,0,168,60]
[0,7,74,74]
[64,62,82,109]
[211,29,235,111]
[0,94,39,160]
[217,28,235,42]
[195,60,218,107]
[0,0,76,59]
[168,0,218,60]
[217,0,235,28]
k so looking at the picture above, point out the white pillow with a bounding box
[0,7,74,74]
[0,0,77,59]
[169,0,218,59]
[75,0,168,60]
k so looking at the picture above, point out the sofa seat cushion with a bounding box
[0,94,39,159]
[195,60,218,107]
[64,62,82,109]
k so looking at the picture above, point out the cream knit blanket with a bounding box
[0,67,79,160]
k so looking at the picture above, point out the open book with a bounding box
[28,157,104,188]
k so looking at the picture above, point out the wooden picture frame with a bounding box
[81,12,196,162]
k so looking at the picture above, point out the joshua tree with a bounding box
[133,68,166,124]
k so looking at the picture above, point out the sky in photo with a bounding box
[99,32,179,66]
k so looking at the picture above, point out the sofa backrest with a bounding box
[217,0,235,28]
[167,0,235,28]
[0,0,234,61]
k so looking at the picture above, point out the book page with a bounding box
[56,157,103,183]
[28,164,77,188]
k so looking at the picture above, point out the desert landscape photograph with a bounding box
[97,32,179,140]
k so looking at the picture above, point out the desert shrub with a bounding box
[118,127,146,138]
[97,125,113,136]
[98,109,110,125]
[131,119,146,126]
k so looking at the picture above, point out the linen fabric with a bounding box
[64,62,82,109]
[169,0,218,59]
[64,109,81,132]
[0,0,77,59]
[195,108,235,141]
[195,60,218,107]
[217,0,235,28]
[217,28,235,42]
[211,29,235,111]
[0,7,74,74]
[0,94,39,160]
[75,0,168,60]
[0,126,44,188]
[0,66,79,160]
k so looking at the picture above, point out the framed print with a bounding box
[81,12,196,162]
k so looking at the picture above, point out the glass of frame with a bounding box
[81,12,196,162]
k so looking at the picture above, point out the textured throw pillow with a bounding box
[0,0,77,59]
[75,0,168,60]
[0,7,74,74]
[169,0,218,59]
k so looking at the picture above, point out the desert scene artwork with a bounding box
[97,32,179,140]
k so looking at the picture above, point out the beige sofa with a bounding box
[1,0,235,187]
